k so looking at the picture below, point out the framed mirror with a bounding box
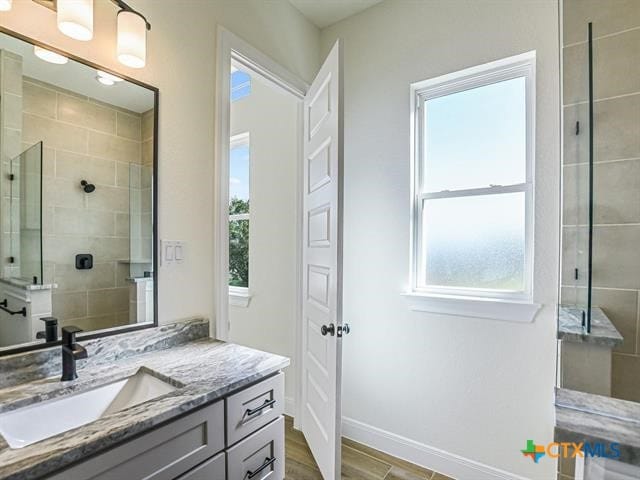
[0,28,158,355]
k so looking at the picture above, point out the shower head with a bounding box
[80,180,95,193]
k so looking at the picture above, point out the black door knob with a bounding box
[321,323,335,336]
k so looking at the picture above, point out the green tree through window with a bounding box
[229,197,249,288]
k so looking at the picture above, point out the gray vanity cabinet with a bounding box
[47,372,285,480]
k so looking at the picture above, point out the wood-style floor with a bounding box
[284,417,455,480]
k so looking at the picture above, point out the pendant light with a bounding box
[31,0,150,69]
[57,0,94,41]
[34,46,68,65]
[117,9,147,68]
[0,0,12,12]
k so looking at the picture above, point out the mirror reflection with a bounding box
[0,31,156,351]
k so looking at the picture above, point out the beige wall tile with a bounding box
[594,159,640,224]
[23,113,87,154]
[562,226,588,287]
[142,139,153,165]
[88,236,128,262]
[87,185,129,213]
[3,57,23,96]
[42,147,55,177]
[88,130,140,163]
[593,225,640,289]
[563,29,640,104]
[3,127,21,161]
[43,177,86,208]
[87,287,129,315]
[562,164,588,226]
[23,81,56,119]
[57,93,116,135]
[563,95,640,163]
[116,161,130,187]
[142,109,154,141]
[4,93,22,130]
[563,0,640,46]
[54,262,116,292]
[612,353,640,402]
[115,213,130,237]
[53,207,85,236]
[43,235,88,265]
[56,150,116,186]
[52,291,87,320]
[116,111,141,141]
[592,288,638,354]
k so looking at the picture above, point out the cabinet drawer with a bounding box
[226,373,284,446]
[176,452,225,480]
[48,401,224,480]
[226,416,284,480]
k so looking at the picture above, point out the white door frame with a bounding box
[214,26,308,425]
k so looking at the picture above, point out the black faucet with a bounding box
[61,326,88,381]
[36,317,58,343]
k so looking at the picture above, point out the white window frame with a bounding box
[405,52,540,323]
[229,131,251,306]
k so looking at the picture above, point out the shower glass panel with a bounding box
[8,142,43,285]
[561,28,592,325]
[127,163,154,324]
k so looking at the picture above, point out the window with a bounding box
[409,53,536,313]
[231,67,251,101]
[229,133,250,293]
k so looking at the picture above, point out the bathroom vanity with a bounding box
[0,319,289,479]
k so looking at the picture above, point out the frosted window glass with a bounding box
[424,77,526,192]
[423,192,525,291]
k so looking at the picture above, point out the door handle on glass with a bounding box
[247,457,276,479]
[321,323,335,336]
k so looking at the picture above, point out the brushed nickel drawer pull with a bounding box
[247,456,275,479]
[245,399,276,418]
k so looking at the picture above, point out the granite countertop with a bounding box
[555,388,640,466]
[557,306,624,348]
[0,322,289,480]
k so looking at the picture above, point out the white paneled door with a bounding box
[300,40,344,480]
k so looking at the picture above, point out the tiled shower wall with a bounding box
[561,1,640,403]
[0,50,23,279]
[21,77,150,332]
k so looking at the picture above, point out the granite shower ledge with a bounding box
[0,278,57,291]
[555,388,640,466]
[0,339,290,480]
[557,306,623,348]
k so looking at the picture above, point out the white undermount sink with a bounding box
[0,370,176,449]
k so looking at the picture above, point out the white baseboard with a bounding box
[341,416,529,480]
[284,396,295,417]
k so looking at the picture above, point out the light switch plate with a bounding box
[161,240,185,266]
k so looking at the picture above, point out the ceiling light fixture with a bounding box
[34,46,69,65]
[97,70,124,83]
[32,0,150,69]
[57,0,94,41]
[96,75,114,86]
[0,0,12,12]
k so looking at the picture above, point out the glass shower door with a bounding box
[8,142,43,285]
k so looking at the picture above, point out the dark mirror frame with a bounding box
[0,27,159,356]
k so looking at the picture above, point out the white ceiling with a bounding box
[288,0,384,28]
[0,33,154,114]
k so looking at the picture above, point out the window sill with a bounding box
[229,289,252,308]
[401,292,541,323]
